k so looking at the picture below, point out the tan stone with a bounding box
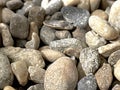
[90,0,101,12]
[114,60,120,81]
[112,84,120,90]
[4,86,16,90]
[62,0,80,6]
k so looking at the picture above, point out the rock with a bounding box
[62,0,79,6]
[55,30,71,39]
[3,86,16,90]
[89,16,119,40]
[27,84,44,90]
[44,57,78,90]
[40,25,56,45]
[108,50,120,66]
[39,46,50,51]
[0,23,14,47]
[43,20,74,30]
[41,0,48,10]
[25,32,40,49]
[95,63,113,90]
[28,6,45,29]
[79,47,100,75]
[0,7,2,23]
[50,12,64,20]
[10,14,29,39]
[90,0,101,12]
[77,74,97,90]
[11,60,28,86]
[27,22,39,40]
[15,39,27,48]
[114,60,120,81]
[33,0,42,6]
[2,8,15,24]
[85,30,106,48]
[98,41,120,57]
[109,0,120,32]
[91,9,108,20]
[41,49,65,62]
[61,6,90,28]
[112,84,120,90]
[28,65,45,84]
[6,0,23,10]
[0,53,14,89]
[0,0,9,7]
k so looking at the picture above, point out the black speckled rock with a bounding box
[61,6,90,28]
[77,74,97,90]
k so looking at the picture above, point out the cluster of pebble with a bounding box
[0,0,120,90]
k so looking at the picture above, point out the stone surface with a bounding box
[85,30,106,48]
[89,16,119,40]
[114,60,120,81]
[10,14,29,39]
[25,32,40,49]
[50,12,64,20]
[15,39,26,48]
[62,0,80,6]
[3,86,16,90]
[0,23,14,47]
[0,53,14,89]
[28,65,45,84]
[0,7,1,23]
[33,0,42,6]
[40,25,56,45]
[90,0,101,12]
[79,47,100,75]
[28,6,45,29]
[27,84,44,90]
[112,84,120,90]
[41,49,65,62]
[2,8,15,24]
[98,41,120,57]
[0,0,9,7]
[95,63,113,90]
[61,6,90,28]
[6,0,23,10]
[77,74,97,90]
[44,57,78,90]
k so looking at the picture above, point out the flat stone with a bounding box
[77,74,97,90]
[10,14,29,39]
[27,84,44,90]
[3,86,16,90]
[62,0,80,6]
[61,6,90,28]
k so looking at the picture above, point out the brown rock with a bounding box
[90,0,101,12]
[62,0,80,6]
[112,84,120,90]
[3,86,16,90]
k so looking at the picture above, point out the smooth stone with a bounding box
[50,12,64,20]
[90,0,101,12]
[27,84,44,90]
[33,0,42,6]
[10,14,29,39]
[62,0,80,6]
[61,6,90,28]
[0,0,9,7]
[114,60,120,81]
[3,86,16,90]
[112,84,120,90]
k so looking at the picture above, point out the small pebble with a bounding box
[77,74,97,90]
[114,60,120,81]
[27,84,44,90]
[90,0,101,12]
[95,63,113,90]
[112,84,120,90]
[3,86,16,90]
[10,14,29,39]
[62,0,80,6]
[89,16,119,40]
[79,47,100,75]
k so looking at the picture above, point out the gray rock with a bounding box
[27,84,44,90]
[33,0,42,6]
[15,39,27,48]
[10,14,29,39]
[0,53,14,89]
[77,74,97,90]
[112,84,120,90]
[79,47,100,75]
[61,6,90,28]
[40,25,56,45]
[50,12,64,20]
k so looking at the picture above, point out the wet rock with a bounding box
[112,84,120,90]
[33,0,42,6]
[28,65,45,84]
[43,20,74,30]
[10,14,29,39]
[62,0,80,6]
[0,23,14,46]
[27,84,44,90]
[40,25,56,45]
[114,60,120,81]
[0,53,14,89]
[61,6,90,28]
[11,60,28,86]
[25,32,40,50]
[89,16,119,40]
[28,6,45,29]
[44,57,78,90]
[77,74,97,90]
[95,63,113,90]
[90,0,101,12]
[50,12,64,20]
[2,8,15,24]
[41,49,65,62]
[6,0,23,10]
[85,30,106,48]
[3,86,16,90]
[15,39,27,48]
[79,47,100,75]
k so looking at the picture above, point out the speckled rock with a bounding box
[44,57,78,90]
[28,65,45,84]
[95,63,113,90]
[40,25,56,45]
[10,14,29,39]
[41,49,65,62]
[28,6,45,29]
[6,0,23,10]
[62,0,80,6]
[3,86,16,90]
[77,74,97,90]
[112,84,120,90]
[0,53,14,89]
[114,60,120,81]
[89,16,119,40]
[90,0,101,12]
[27,84,44,90]
[0,23,14,46]
[2,8,15,24]
[61,6,90,28]
[79,47,100,75]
